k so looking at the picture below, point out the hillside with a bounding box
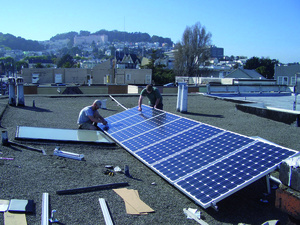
[0,33,44,51]
[51,29,173,45]
[0,30,173,51]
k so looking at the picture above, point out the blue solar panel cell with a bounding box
[152,133,253,182]
[122,126,183,151]
[103,105,298,209]
[178,172,232,203]
[196,194,211,205]
[177,153,275,203]
[231,176,244,185]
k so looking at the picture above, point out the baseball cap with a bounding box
[94,100,102,108]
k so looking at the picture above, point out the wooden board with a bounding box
[4,212,27,225]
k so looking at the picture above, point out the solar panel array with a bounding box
[103,105,298,208]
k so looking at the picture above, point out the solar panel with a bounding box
[102,105,298,209]
[15,126,115,144]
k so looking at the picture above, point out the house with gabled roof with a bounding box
[222,68,277,86]
[225,68,265,79]
[115,51,140,69]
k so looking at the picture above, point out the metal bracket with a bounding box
[53,147,84,161]
[266,174,271,194]
[183,208,208,225]
[210,201,218,211]
[49,209,59,223]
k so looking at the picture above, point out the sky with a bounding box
[0,0,299,64]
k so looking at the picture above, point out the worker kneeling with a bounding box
[77,100,107,130]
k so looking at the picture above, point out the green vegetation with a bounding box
[0,33,44,51]
[244,57,279,79]
[56,54,75,68]
[0,27,282,83]
[141,50,175,85]
[49,30,172,46]
[152,67,175,85]
[0,30,172,55]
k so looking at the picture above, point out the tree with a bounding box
[68,47,82,56]
[141,50,175,85]
[16,61,28,72]
[174,22,212,77]
[244,57,279,79]
[152,67,175,85]
[256,66,266,76]
[0,57,14,75]
[244,57,260,69]
[0,33,44,51]
[35,63,44,68]
[0,61,5,75]
[57,54,74,68]
[79,30,90,36]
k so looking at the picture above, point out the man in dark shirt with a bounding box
[138,84,163,111]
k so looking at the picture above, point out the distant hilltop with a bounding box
[0,29,173,51]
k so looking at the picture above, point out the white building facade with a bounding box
[74,34,108,46]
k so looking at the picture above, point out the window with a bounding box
[145,75,151,84]
[291,76,296,86]
[126,74,131,81]
[32,74,40,84]
[278,76,288,85]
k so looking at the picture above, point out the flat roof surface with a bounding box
[206,93,300,112]
[0,94,299,225]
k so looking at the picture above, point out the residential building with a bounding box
[40,39,69,50]
[225,68,266,79]
[113,68,152,85]
[105,50,111,56]
[224,68,278,85]
[154,58,168,67]
[274,63,300,86]
[199,65,232,78]
[80,60,98,69]
[115,51,140,69]
[164,50,176,69]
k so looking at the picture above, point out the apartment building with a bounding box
[74,34,108,46]
[21,59,151,85]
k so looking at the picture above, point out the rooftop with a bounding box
[0,94,299,224]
